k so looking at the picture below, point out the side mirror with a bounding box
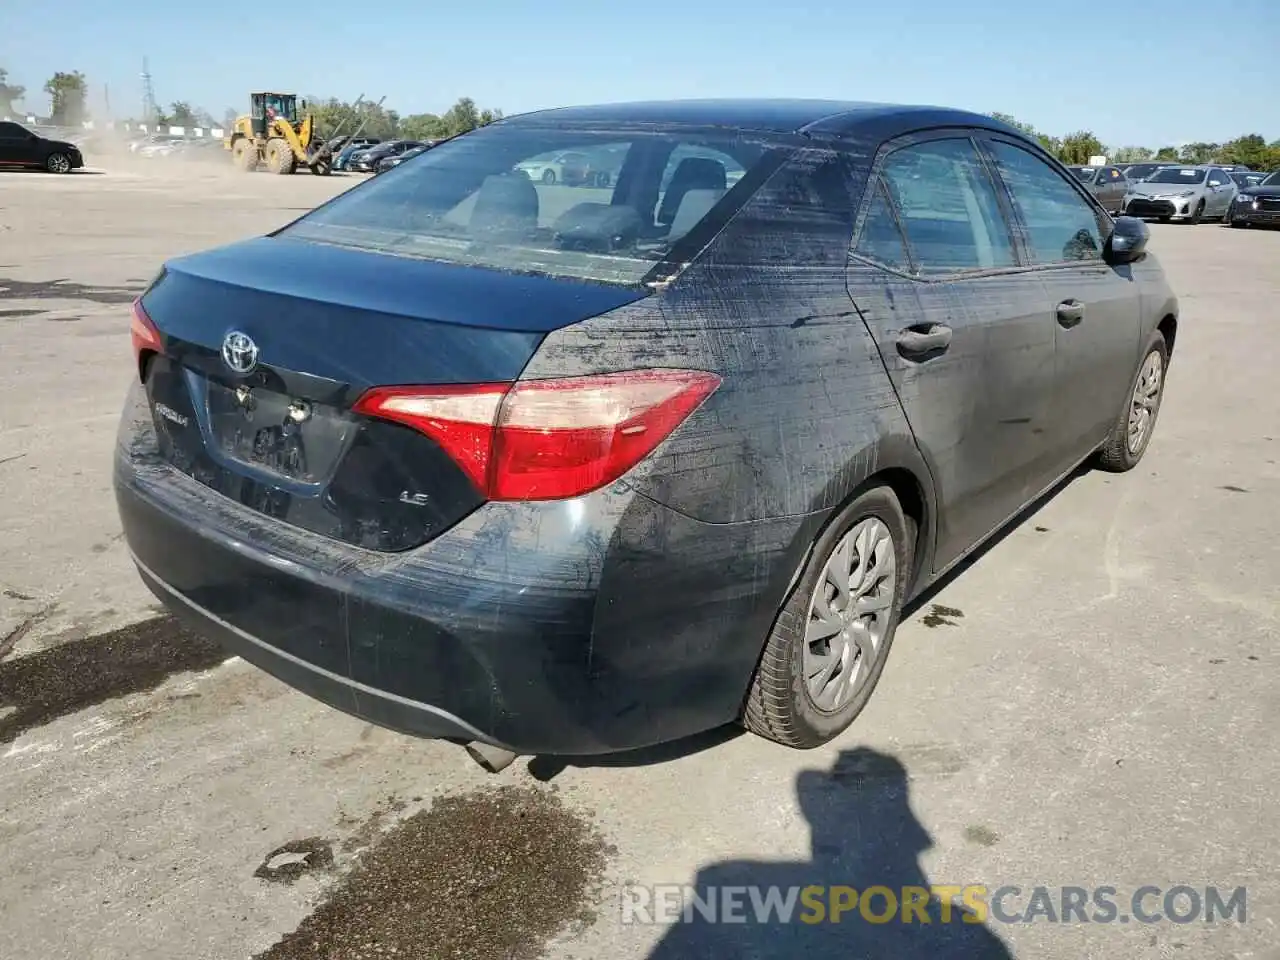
[1105,216,1149,265]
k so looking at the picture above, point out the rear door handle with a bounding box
[896,323,953,359]
[1056,299,1085,328]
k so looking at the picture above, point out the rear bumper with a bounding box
[114,390,817,755]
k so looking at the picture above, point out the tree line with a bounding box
[992,113,1280,170]
[1,66,502,142]
[4,67,1275,169]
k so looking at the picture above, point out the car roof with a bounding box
[501,98,1028,139]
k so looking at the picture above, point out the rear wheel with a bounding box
[309,159,332,176]
[744,486,912,748]
[1096,334,1168,472]
[45,152,72,174]
[265,138,296,175]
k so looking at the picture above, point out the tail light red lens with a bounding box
[353,369,721,501]
[130,299,163,371]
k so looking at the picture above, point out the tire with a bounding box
[1096,334,1168,473]
[1230,220,1247,228]
[743,486,914,748]
[596,171,611,188]
[45,152,72,174]
[541,169,556,185]
[265,138,296,175]
[309,159,332,176]
[1188,200,1204,225]
[232,139,259,172]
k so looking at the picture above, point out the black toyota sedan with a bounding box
[117,99,1176,769]
[1229,170,1280,227]
[0,120,84,173]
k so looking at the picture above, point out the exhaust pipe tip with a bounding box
[465,741,520,774]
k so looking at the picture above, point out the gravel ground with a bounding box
[1,159,1277,960]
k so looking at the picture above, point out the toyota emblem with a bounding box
[221,330,259,375]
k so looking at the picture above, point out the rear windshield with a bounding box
[283,122,772,286]
[1067,166,1098,182]
[1123,163,1162,180]
[1147,167,1206,184]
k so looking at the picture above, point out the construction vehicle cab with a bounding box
[253,93,298,138]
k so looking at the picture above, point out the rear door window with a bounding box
[878,137,1016,275]
[984,140,1107,265]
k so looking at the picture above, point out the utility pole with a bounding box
[140,57,158,129]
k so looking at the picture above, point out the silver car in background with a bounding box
[1123,165,1238,223]
[1066,164,1129,213]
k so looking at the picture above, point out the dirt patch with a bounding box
[0,616,228,743]
[257,785,614,960]
[0,276,144,306]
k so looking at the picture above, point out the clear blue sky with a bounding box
[4,0,1278,148]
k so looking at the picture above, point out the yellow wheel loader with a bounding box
[225,92,375,176]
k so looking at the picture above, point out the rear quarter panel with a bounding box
[522,146,927,528]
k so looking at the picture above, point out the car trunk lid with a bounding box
[138,236,646,551]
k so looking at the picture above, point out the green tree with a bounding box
[1057,130,1105,165]
[44,70,88,125]
[1178,142,1218,164]
[1216,134,1269,168]
[990,112,1057,153]
[168,101,196,128]
[0,67,25,117]
[400,112,446,140]
[1153,146,1179,161]
[1113,146,1153,163]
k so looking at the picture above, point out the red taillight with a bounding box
[353,369,721,501]
[130,299,162,371]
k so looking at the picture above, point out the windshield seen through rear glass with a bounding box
[283,123,770,286]
[1146,167,1206,184]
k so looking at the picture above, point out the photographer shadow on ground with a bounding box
[645,746,1013,959]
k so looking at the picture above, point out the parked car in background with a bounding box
[1216,164,1251,173]
[1066,164,1128,213]
[514,148,620,186]
[1229,170,1268,191]
[117,100,1176,766]
[1121,162,1167,182]
[1123,165,1237,222]
[0,120,84,173]
[333,139,383,171]
[348,139,424,173]
[1228,169,1280,228]
[375,141,436,174]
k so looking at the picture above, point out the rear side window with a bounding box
[853,181,911,271]
[879,138,1016,275]
[283,124,772,287]
[985,141,1106,265]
